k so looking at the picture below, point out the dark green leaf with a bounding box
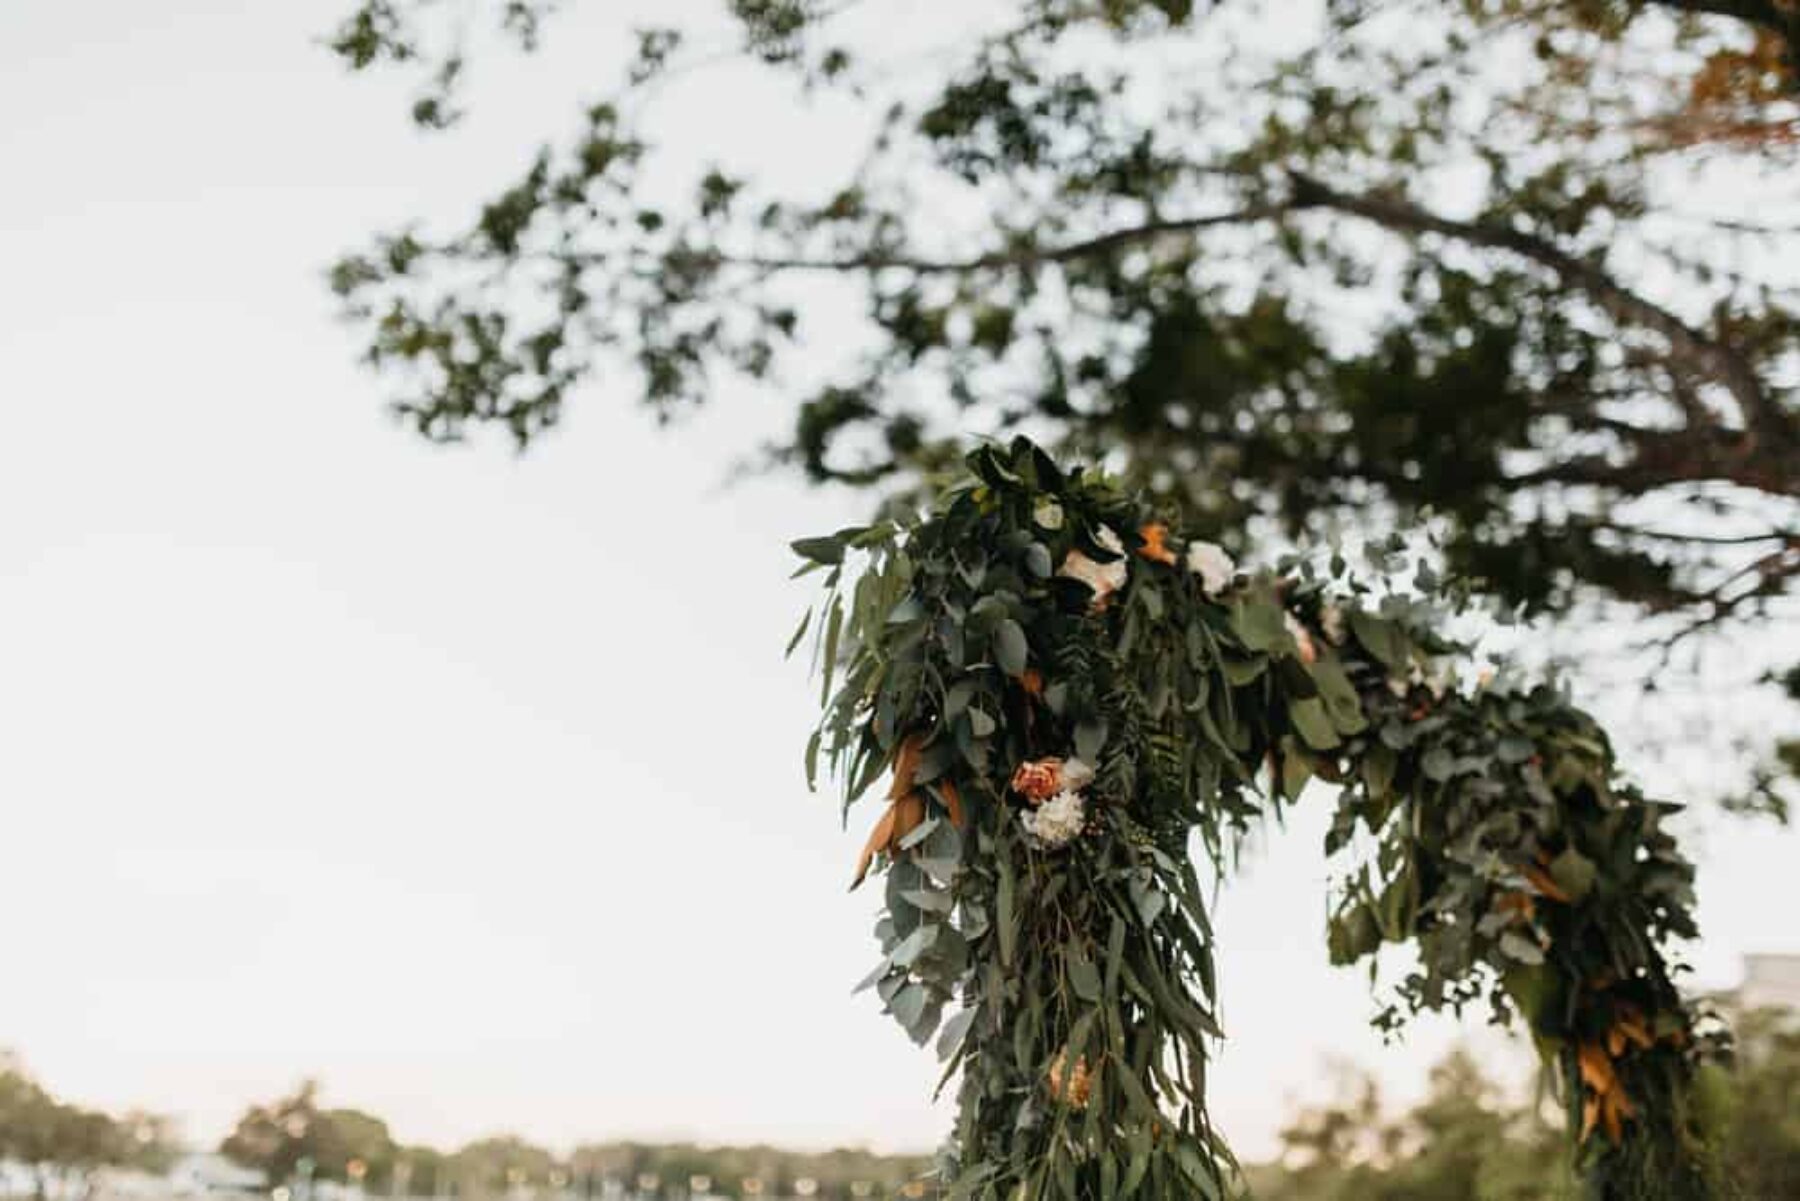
[791,535,844,565]
[994,619,1029,677]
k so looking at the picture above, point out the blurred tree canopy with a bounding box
[219,1080,405,1189]
[1247,1009,1800,1200]
[328,0,1799,808]
[0,1054,176,1195]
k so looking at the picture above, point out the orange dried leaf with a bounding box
[1496,891,1537,921]
[1577,1042,1618,1093]
[1523,865,1573,904]
[1613,1004,1653,1051]
[1602,1091,1629,1143]
[850,802,900,891]
[887,734,926,801]
[938,778,966,829]
[892,791,927,845]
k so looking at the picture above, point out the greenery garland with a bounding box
[793,439,1724,1200]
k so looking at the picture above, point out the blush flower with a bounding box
[1010,758,1065,803]
[1185,541,1236,596]
[1058,526,1128,609]
[1010,756,1095,803]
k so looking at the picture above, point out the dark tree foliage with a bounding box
[220,1081,402,1188]
[327,0,1799,809]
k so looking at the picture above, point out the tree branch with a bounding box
[712,203,1292,275]
[1507,425,1800,496]
[1645,0,1800,64]
[1649,538,1800,653]
[711,179,1791,458]
[1283,171,1786,447]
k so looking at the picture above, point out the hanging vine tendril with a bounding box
[793,439,1725,1200]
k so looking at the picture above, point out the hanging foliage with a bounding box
[794,438,1725,1200]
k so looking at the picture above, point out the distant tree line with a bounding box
[0,1055,176,1198]
[216,1009,1799,1199]
[217,1083,930,1200]
[6,1017,1793,1201]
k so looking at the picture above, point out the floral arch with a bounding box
[793,440,1721,1201]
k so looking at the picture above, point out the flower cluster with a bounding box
[1056,524,1239,612]
[1046,1048,1094,1109]
[1011,756,1094,848]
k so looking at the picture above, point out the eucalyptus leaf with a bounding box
[994,619,1029,677]
[790,535,844,565]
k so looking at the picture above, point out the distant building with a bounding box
[1739,953,1800,1011]
[164,1154,267,1200]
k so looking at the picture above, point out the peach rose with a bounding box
[1010,758,1064,802]
[1009,756,1096,804]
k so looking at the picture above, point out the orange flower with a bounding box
[1046,1050,1094,1109]
[1010,758,1065,803]
[1020,668,1045,696]
[1137,523,1177,565]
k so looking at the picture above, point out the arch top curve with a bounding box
[796,438,1723,1200]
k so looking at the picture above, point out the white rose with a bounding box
[1058,526,1128,609]
[1184,541,1236,596]
[1021,789,1086,848]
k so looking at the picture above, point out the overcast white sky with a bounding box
[1,0,1796,1165]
